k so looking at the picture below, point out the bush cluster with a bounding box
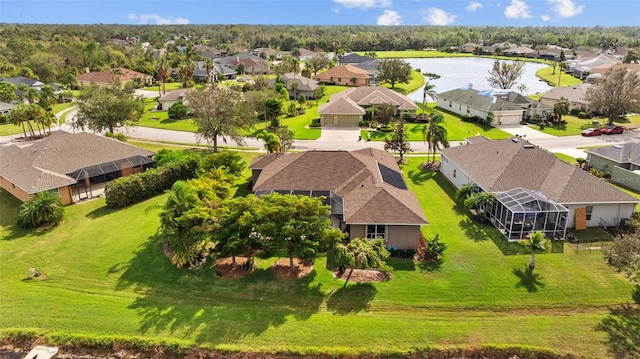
[105,157,199,208]
[168,101,188,120]
[386,247,417,259]
[461,114,484,123]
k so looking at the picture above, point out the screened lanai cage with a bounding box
[486,187,568,241]
[69,155,156,200]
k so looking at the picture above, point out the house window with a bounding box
[337,77,342,83]
[586,206,593,220]
[453,169,457,178]
[366,224,386,241]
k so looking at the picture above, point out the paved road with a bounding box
[1,106,636,157]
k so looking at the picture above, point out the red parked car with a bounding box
[601,126,624,135]
[581,128,603,136]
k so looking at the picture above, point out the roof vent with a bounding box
[512,138,519,143]
[524,144,535,149]
[614,144,622,149]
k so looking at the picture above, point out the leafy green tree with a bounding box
[256,130,282,153]
[264,98,283,128]
[75,83,144,133]
[487,60,526,90]
[384,120,412,162]
[187,85,253,152]
[377,58,412,88]
[0,82,18,103]
[17,192,64,229]
[553,97,570,122]
[213,195,261,264]
[274,126,295,152]
[199,150,246,177]
[520,231,551,273]
[313,85,325,105]
[603,232,640,282]
[329,238,390,287]
[253,193,343,268]
[308,54,329,76]
[38,85,57,112]
[421,113,449,164]
[587,68,640,126]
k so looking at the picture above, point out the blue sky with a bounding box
[1,0,638,27]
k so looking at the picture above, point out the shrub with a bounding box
[200,150,245,177]
[310,118,321,127]
[0,114,8,124]
[570,108,580,116]
[105,157,199,208]
[387,246,417,259]
[577,111,592,119]
[402,113,412,121]
[17,192,64,228]
[153,149,200,167]
[168,101,188,120]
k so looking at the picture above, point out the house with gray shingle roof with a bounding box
[158,88,189,110]
[267,73,319,100]
[440,137,638,239]
[249,149,427,249]
[0,101,16,115]
[437,87,551,125]
[586,143,640,193]
[0,131,155,205]
[540,83,592,111]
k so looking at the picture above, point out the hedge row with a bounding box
[105,157,199,208]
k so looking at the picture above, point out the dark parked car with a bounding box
[601,126,624,135]
[581,128,603,136]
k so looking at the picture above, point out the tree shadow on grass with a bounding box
[387,258,416,271]
[512,265,545,293]
[418,258,443,273]
[405,167,436,186]
[597,285,640,359]
[115,234,324,345]
[85,205,120,219]
[326,283,377,315]
[458,217,491,242]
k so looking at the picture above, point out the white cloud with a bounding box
[541,14,551,21]
[423,7,457,25]
[504,0,532,19]
[548,0,584,18]
[377,10,402,25]
[127,13,190,25]
[333,0,392,9]
[466,1,483,12]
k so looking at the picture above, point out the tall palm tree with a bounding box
[421,113,449,163]
[256,130,282,153]
[421,81,437,118]
[204,58,215,84]
[25,103,46,137]
[520,231,551,273]
[9,104,29,140]
[155,58,170,95]
[38,85,57,112]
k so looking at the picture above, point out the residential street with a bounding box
[1,105,637,158]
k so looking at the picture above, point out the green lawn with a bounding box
[0,154,634,357]
[530,114,640,136]
[362,109,513,142]
[143,82,183,93]
[554,152,577,165]
[380,70,424,95]
[536,66,583,87]
[0,103,76,136]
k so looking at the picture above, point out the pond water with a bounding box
[404,57,553,103]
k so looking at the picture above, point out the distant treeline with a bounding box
[0,24,638,84]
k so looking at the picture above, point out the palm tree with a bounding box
[421,113,449,163]
[38,85,57,112]
[520,231,551,273]
[58,72,77,91]
[256,130,282,153]
[179,61,195,88]
[421,81,437,118]
[455,183,476,205]
[155,58,170,95]
[9,104,29,140]
[204,58,215,84]
[463,192,497,215]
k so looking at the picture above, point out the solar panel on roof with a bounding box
[378,163,408,190]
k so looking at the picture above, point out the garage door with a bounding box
[335,115,360,127]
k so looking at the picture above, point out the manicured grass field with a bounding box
[0,154,633,357]
[536,66,583,87]
[0,103,76,136]
[380,70,424,95]
[143,82,183,93]
[362,109,513,142]
[530,114,640,137]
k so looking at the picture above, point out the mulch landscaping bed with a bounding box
[333,268,392,283]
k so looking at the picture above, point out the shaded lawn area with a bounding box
[142,82,183,93]
[0,155,635,357]
[529,114,640,136]
[363,109,513,142]
[535,66,583,87]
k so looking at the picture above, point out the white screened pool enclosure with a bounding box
[486,188,568,241]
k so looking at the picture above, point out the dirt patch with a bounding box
[213,257,254,278]
[333,268,392,283]
[271,258,313,279]
[420,161,440,171]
